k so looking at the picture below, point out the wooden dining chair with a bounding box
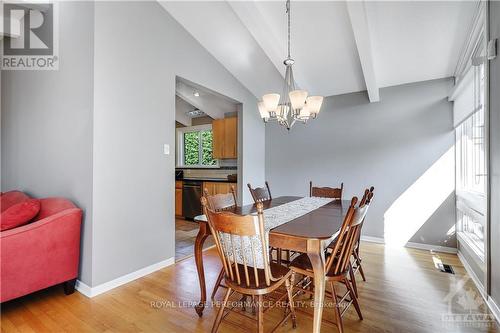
[247,181,272,203]
[290,196,369,333]
[203,186,237,301]
[310,181,343,199]
[201,198,297,333]
[351,187,374,286]
[247,181,290,265]
[326,187,374,297]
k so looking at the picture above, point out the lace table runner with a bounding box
[219,197,333,269]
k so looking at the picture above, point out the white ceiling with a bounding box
[162,1,478,102]
[176,78,239,122]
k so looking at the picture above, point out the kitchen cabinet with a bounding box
[224,117,237,159]
[175,181,183,216]
[212,117,237,159]
[203,182,237,196]
[212,119,225,159]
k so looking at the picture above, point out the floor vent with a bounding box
[437,263,455,274]
[431,252,455,274]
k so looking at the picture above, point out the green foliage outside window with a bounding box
[201,130,216,166]
[184,132,199,165]
[183,130,216,166]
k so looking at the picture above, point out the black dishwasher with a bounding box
[182,180,202,220]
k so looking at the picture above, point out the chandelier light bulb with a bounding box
[262,93,280,112]
[289,90,308,110]
[299,105,311,118]
[258,101,270,119]
[306,96,324,114]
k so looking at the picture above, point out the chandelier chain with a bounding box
[286,0,291,59]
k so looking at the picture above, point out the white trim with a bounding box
[458,251,500,324]
[75,257,175,298]
[487,296,500,324]
[458,251,486,297]
[405,241,457,254]
[453,1,485,79]
[360,235,385,244]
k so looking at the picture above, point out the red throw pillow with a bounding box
[1,199,41,231]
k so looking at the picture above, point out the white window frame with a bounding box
[176,124,219,168]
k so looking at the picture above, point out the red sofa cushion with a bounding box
[1,191,31,212]
[1,199,41,231]
[34,198,77,221]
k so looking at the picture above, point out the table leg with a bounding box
[194,222,210,317]
[307,239,326,333]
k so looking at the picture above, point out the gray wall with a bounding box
[1,1,265,288]
[265,78,456,248]
[91,1,264,286]
[1,2,95,285]
[488,0,500,307]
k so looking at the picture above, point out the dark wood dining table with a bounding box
[193,196,349,333]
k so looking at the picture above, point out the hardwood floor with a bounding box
[1,242,498,332]
[175,218,214,261]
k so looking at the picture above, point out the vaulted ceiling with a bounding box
[160,1,478,102]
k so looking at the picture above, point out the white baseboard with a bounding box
[487,296,500,324]
[457,251,486,297]
[360,235,385,244]
[457,250,500,324]
[405,241,458,254]
[76,257,175,298]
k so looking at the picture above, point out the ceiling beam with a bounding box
[346,1,380,102]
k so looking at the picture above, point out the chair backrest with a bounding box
[325,194,371,276]
[247,181,272,203]
[359,186,374,206]
[201,198,276,288]
[310,181,343,199]
[353,187,374,245]
[203,186,237,212]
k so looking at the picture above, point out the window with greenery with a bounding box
[179,127,217,167]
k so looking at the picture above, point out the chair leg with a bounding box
[285,274,297,329]
[211,269,225,301]
[349,264,358,298]
[330,282,344,333]
[211,287,232,333]
[257,295,264,333]
[354,250,366,282]
[345,278,363,320]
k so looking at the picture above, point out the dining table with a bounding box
[193,196,349,333]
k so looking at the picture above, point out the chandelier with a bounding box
[258,0,324,130]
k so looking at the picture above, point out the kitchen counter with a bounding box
[179,177,236,183]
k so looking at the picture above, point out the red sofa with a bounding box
[0,191,83,302]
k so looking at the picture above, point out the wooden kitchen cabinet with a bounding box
[212,117,237,159]
[212,119,225,159]
[175,181,183,216]
[203,182,237,196]
[224,117,237,159]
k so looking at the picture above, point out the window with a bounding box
[177,125,217,167]
[455,35,487,260]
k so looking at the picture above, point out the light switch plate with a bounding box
[163,144,170,155]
